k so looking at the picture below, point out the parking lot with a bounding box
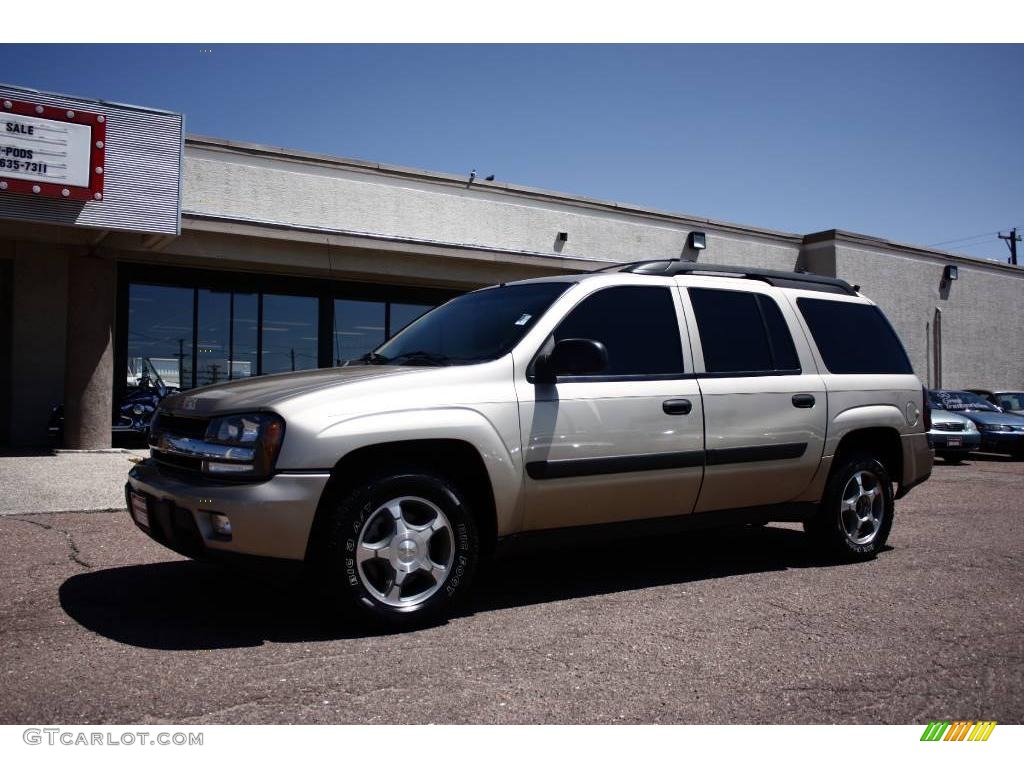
[0,454,1021,724]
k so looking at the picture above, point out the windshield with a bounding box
[929,390,999,413]
[369,282,571,366]
[995,392,1024,410]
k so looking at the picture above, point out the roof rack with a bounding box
[592,260,859,295]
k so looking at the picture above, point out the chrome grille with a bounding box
[932,422,964,432]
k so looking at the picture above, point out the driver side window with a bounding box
[553,286,684,377]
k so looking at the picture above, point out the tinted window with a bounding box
[759,295,800,371]
[798,298,913,375]
[376,282,569,364]
[689,288,799,374]
[554,286,683,376]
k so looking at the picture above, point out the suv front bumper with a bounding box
[126,459,329,561]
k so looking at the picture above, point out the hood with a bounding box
[158,365,426,417]
[961,409,1024,427]
[930,409,974,427]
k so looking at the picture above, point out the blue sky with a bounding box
[2,44,1021,261]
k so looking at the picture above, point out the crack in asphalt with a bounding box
[4,516,93,570]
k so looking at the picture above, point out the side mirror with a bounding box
[535,338,608,383]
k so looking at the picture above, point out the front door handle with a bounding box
[792,393,816,408]
[663,398,692,415]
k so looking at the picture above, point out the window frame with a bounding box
[686,286,803,378]
[526,283,690,383]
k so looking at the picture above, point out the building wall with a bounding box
[183,141,803,269]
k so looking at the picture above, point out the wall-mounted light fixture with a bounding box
[556,231,568,243]
[688,231,707,250]
[943,264,959,281]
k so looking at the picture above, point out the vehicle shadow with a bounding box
[58,525,878,650]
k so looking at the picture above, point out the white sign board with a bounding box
[2,113,93,188]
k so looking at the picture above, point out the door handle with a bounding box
[663,398,692,415]
[792,393,816,408]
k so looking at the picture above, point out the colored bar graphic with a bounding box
[920,720,996,742]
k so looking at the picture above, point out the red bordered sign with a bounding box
[0,98,107,202]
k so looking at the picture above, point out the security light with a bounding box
[688,231,707,250]
[944,265,958,281]
[556,232,568,243]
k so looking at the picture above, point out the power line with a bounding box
[928,230,1000,248]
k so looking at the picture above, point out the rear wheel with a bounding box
[319,471,480,628]
[805,453,894,559]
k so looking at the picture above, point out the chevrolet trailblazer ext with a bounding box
[127,261,933,627]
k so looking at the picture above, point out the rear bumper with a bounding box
[897,432,933,499]
[126,459,329,561]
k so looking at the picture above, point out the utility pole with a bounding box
[999,228,1021,266]
[290,347,296,372]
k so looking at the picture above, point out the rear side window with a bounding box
[554,286,684,377]
[797,298,913,375]
[689,288,801,375]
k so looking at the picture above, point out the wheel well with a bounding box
[305,439,498,562]
[833,427,903,483]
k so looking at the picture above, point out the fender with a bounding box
[826,403,908,454]
[283,405,524,536]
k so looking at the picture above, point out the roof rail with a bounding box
[592,260,859,295]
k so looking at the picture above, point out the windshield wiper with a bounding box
[357,351,391,365]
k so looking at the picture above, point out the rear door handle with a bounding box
[663,398,692,415]
[792,394,816,408]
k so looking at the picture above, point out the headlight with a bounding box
[978,423,1012,432]
[202,413,285,477]
[963,420,979,432]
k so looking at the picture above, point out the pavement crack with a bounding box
[6,516,93,569]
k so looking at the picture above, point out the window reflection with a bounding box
[196,289,230,387]
[261,294,318,375]
[126,283,193,390]
[231,293,258,379]
[334,299,385,365]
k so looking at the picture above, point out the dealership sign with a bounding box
[0,97,107,202]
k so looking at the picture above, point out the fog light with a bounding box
[210,513,232,537]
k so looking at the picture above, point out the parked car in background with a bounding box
[49,358,177,442]
[926,407,980,463]
[966,389,1024,417]
[929,390,1024,458]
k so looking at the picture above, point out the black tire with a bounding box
[318,470,480,629]
[938,453,963,465]
[804,452,894,560]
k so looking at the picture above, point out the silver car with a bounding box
[126,262,932,627]
[927,408,980,464]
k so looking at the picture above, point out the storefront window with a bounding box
[334,299,386,365]
[123,274,449,391]
[126,283,193,390]
[196,289,231,387]
[261,294,318,375]
[231,293,258,379]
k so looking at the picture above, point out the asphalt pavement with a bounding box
[0,454,1021,724]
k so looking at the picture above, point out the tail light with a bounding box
[922,386,932,431]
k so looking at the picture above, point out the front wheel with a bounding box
[319,471,480,629]
[804,453,894,560]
